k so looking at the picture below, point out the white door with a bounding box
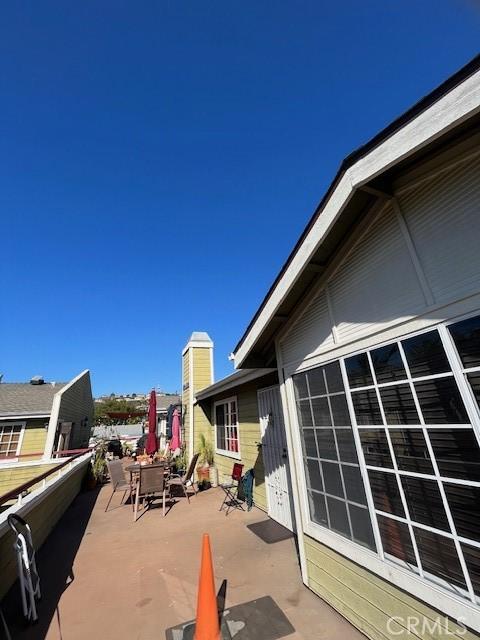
[257,385,294,531]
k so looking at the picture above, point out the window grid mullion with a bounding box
[312,429,331,529]
[326,392,354,541]
[340,358,383,558]
[366,349,425,577]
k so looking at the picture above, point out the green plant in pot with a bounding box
[196,433,214,490]
[88,440,108,488]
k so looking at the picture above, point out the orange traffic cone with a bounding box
[194,534,221,640]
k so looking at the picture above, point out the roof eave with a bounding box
[233,58,480,369]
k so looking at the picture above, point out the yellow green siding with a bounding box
[304,534,478,640]
[19,419,47,459]
[204,373,278,512]
[192,347,212,392]
[182,350,191,455]
[0,463,58,496]
[0,460,88,599]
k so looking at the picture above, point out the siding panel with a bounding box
[280,289,335,366]
[329,205,426,344]
[399,153,480,306]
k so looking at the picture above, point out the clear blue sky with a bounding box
[1,2,479,396]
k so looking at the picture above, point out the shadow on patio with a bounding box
[2,480,365,640]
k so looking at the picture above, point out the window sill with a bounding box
[215,449,241,461]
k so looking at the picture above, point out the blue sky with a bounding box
[1,2,479,396]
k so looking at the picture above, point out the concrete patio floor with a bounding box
[4,479,366,640]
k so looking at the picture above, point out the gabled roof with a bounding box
[233,54,480,368]
[0,382,67,418]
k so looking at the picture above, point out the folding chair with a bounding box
[219,463,244,515]
[7,515,41,624]
[133,464,170,521]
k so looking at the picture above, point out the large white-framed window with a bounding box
[0,421,25,460]
[214,397,240,459]
[290,311,480,622]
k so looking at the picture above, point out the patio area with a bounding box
[3,477,365,640]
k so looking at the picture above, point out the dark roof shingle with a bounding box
[0,382,67,418]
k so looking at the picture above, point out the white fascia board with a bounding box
[182,340,214,356]
[234,68,480,369]
[195,368,276,401]
[0,414,50,420]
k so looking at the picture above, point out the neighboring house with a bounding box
[187,57,480,639]
[0,370,94,462]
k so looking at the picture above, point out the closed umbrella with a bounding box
[145,390,158,454]
[170,408,181,451]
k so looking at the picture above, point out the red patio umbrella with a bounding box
[170,408,181,450]
[145,389,158,454]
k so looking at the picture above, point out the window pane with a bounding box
[330,394,351,426]
[368,470,405,517]
[352,390,383,425]
[466,371,480,409]
[444,483,480,543]
[307,367,326,397]
[350,504,376,550]
[297,400,313,427]
[402,330,451,378]
[302,429,318,458]
[306,458,323,492]
[215,405,225,426]
[429,428,480,482]
[449,315,480,369]
[377,515,417,567]
[327,496,350,537]
[336,430,358,463]
[324,361,344,393]
[380,384,420,425]
[216,425,225,450]
[414,378,468,424]
[316,429,337,460]
[311,397,331,427]
[322,461,344,498]
[308,490,328,526]
[401,476,450,532]
[293,373,309,399]
[342,465,367,505]
[390,429,434,474]
[461,543,480,597]
[360,429,393,468]
[414,528,467,591]
[345,353,373,388]
[371,343,406,383]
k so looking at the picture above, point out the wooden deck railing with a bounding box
[0,449,92,507]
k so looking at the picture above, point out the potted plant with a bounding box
[86,440,108,489]
[196,433,214,489]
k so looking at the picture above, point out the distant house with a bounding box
[0,370,94,462]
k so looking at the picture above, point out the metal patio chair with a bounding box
[219,462,244,515]
[105,459,133,512]
[168,452,199,502]
[133,464,170,521]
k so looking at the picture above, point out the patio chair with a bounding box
[219,463,244,515]
[134,464,170,521]
[167,452,199,503]
[105,459,133,512]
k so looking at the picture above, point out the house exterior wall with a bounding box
[204,372,278,512]
[56,371,94,450]
[182,349,191,456]
[19,418,48,459]
[0,462,58,496]
[275,143,480,637]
